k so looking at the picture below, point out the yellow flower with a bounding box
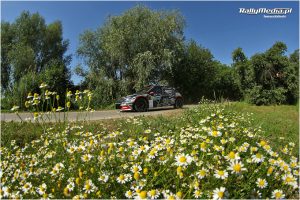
[134,172,140,180]
[63,187,71,197]
[176,191,183,198]
[11,105,20,111]
[34,112,39,120]
[267,167,274,176]
[139,191,147,199]
[25,101,30,108]
[177,166,182,174]
[66,101,71,108]
[90,167,95,174]
[75,177,80,185]
[39,82,48,89]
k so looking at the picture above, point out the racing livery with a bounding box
[115,85,183,112]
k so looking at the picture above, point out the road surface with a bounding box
[1,105,197,122]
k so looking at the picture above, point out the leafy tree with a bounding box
[1,11,72,109]
[238,42,298,105]
[1,22,13,91]
[284,49,299,104]
[173,40,239,102]
[214,62,242,100]
[232,48,254,94]
[77,5,185,106]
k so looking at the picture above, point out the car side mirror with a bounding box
[149,91,154,96]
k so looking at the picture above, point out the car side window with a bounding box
[150,86,162,95]
[163,88,174,96]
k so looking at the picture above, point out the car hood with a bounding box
[116,93,147,103]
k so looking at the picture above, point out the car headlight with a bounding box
[130,97,136,102]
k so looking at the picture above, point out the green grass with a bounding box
[2,102,299,199]
[227,102,299,156]
[2,102,298,156]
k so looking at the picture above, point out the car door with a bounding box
[162,87,174,106]
[150,86,162,107]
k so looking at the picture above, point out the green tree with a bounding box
[232,48,254,94]
[284,49,299,104]
[1,11,72,109]
[214,62,242,100]
[77,5,185,106]
[1,22,13,91]
[174,40,220,102]
[243,42,297,105]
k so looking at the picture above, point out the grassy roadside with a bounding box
[0,103,116,113]
[1,102,298,156]
[227,102,298,155]
[2,101,299,199]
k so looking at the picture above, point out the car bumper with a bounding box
[116,102,134,111]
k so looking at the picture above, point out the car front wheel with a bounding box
[174,98,183,109]
[134,98,148,112]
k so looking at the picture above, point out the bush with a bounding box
[1,72,40,110]
[246,86,287,105]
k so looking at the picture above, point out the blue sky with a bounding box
[2,1,299,85]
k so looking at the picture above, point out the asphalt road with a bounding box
[1,105,197,122]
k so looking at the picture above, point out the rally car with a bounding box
[115,85,183,112]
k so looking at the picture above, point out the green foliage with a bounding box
[1,11,71,110]
[214,63,242,100]
[246,86,287,105]
[174,41,241,102]
[1,22,14,91]
[77,5,185,106]
[233,42,298,105]
[1,72,40,109]
[232,48,254,93]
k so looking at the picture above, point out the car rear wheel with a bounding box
[174,98,183,109]
[134,98,148,112]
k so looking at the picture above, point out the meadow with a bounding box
[1,101,299,199]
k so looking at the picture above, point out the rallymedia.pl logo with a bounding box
[239,8,292,18]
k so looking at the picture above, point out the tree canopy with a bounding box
[77,5,186,106]
[233,42,299,105]
[1,11,72,109]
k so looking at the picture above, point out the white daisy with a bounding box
[36,183,47,195]
[98,173,109,183]
[282,174,297,188]
[125,190,134,198]
[194,190,202,198]
[148,189,160,199]
[209,130,222,137]
[22,182,32,194]
[81,154,92,162]
[131,164,142,173]
[196,168,209,179]
[251,153,265,163]
[256,178,268,189]
[117,174,131,184]
[213,187,226,200]
[271,189,285,199]
[83,179,97,194]
[228,161,246,174]
[214,170,228,179]
[175,153,193,166]
[224,151,240,161]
